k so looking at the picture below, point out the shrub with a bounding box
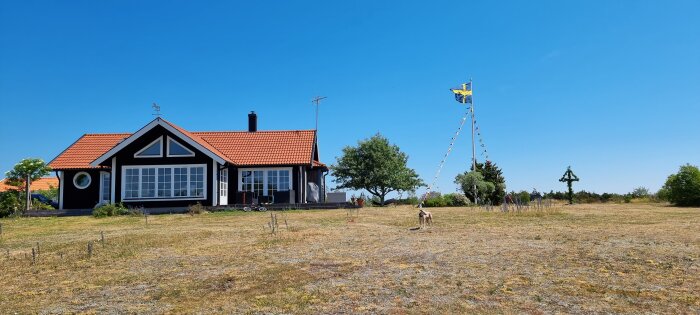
[93,203,129,218]
[188,202,207,215]
[661,164,700,207]
[423,195,447,207]
[0,191,20,218]
[443,193,470,206]
[32,201,55,210]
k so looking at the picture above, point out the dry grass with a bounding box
[0,203,698,314]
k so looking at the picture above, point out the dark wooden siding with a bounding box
[62,169,102,209]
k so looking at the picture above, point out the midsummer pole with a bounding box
[470,78,476,173]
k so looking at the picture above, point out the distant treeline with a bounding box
[543,189,658,204]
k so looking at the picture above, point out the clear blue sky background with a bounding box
[1,1,699,196]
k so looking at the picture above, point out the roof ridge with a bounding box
[194,129,316,134]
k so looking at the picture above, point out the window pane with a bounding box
[279,170,290,191]
[141,168,156,198]
[190,167,204,197]
[136,139,162,157]
[253,170,263,197]
[241,171,253,192]
[102,173,111,201]
[125,169,139,199]
[174,167,188,197]
[158,168,172,197]
[168,138,193,156]
[267,170,278,196]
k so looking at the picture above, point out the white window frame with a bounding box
[237,167,292,197]
[134,136,164,158]
[121,164,207,202]
[99,171,111,204]
[73,171,92,189]
[166,136,195,157]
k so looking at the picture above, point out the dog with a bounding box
[418,207,433,229]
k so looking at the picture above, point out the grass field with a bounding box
[1,203,698,314]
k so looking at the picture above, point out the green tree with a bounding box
[630,186,650,198]
[4,158,52,211]
[471,161,506,205]
[331,134,423,206]
[454,171,495,203]
[660,164,700,207]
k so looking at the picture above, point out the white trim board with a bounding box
[90,118,226,167]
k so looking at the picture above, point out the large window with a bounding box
[122,165,206,200]
[239,168,291,197]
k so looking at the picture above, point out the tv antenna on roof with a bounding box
[312,96,327,131]
[152,103,162,117]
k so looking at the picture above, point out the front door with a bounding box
[219,169,228,206]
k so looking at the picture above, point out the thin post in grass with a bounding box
[0,222,3,237]
[36,242,40,256]
[144,212,148,225]
[87,241,93,259]
[100,231,105,247]
[31,248,36,265]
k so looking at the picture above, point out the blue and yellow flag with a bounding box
[450,82,472,104]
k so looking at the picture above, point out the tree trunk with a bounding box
[25,174,31,212]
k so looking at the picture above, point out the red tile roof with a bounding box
[49,134,130,170]
[0,177,59,192]
[48,120,321,170]
[194,130,316,166]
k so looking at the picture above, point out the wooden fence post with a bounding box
[87,241,93,259]
[31,248,36,265]
[100,231,105,247]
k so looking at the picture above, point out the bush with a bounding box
[443,193,470,206]
[661,164,700,207]
[32,201,55,210]
[93,203,129,218]
[423,194,447,207]
[0,191,20,218]
[188,202,207,215]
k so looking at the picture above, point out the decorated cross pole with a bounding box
[559,166,579,204]
[451,80,478,202]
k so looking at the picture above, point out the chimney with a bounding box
[248,111,257,132]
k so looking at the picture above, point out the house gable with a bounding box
[90,118,226,167]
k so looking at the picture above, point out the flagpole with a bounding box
[470,78,476,173]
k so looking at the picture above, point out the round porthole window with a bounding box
[73,172,92,189]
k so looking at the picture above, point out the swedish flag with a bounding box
[450,82,472,104]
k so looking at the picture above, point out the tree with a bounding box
[4,158,52,212]
[331,134,423,206]
[660,164,700,207]
[630,186,650,198]
[454,171,494,203]
[471,161,506,205]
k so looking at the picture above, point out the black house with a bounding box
[48,113,328,210]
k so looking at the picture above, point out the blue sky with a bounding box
[1,1,699,196]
